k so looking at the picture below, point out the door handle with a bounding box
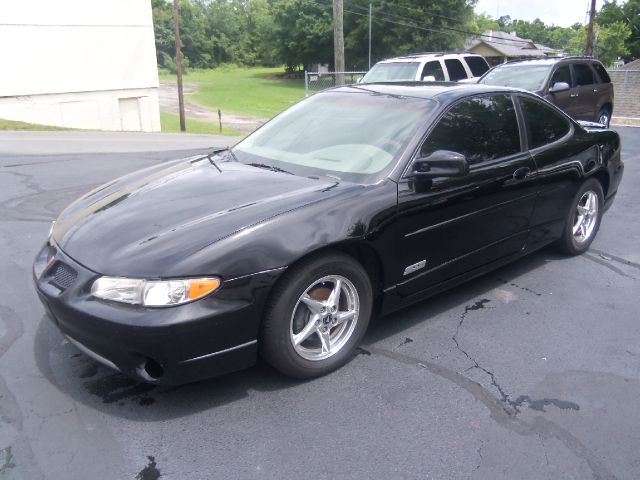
[570,93,579,98]
[593,88,599,93]
[513,167,531,181]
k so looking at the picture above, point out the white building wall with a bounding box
[0,0,161,131]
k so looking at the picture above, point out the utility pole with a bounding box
[333,0,345,85]
[585,0,596,56]
[368,3,372,69]
[173,0,186,132]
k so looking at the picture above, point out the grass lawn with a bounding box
[160,111,244,136]
[159,66,305,119]
[0,118,72,131]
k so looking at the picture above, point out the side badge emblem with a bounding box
[403,260,426,276]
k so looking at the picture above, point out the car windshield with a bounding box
[479,64,551,91]
[361,62,420,82]
[233,89,436,183]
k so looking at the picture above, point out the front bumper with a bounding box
[33,241,284,385]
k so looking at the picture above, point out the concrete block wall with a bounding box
[608,70,640,125]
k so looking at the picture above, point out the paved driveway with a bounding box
[0,129,638,479]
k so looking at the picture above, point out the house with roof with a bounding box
[466,30,561,66]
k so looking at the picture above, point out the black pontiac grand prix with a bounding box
[34,83,623,384]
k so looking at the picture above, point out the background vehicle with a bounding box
[361,52,490,83]
[478,57,614,127]
[34,84,623,384]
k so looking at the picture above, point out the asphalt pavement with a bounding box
[0,129,638,479]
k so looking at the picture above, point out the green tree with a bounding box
[596,21,631,66]
[152,0,177,71]
[598,0,640,60]
[271,0,333,71]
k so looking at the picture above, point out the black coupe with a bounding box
[33,83,624,384]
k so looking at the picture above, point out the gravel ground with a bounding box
[159,83,266,133]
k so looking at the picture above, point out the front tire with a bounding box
[556,178,604,255]
[260,252,372,378]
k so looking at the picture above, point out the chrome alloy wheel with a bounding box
[289,275,360,361]
[598,111,610,127]
[572,190,599,244]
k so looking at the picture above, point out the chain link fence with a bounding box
[304,71,367,97]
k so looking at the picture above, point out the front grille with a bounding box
[50,262,78,289]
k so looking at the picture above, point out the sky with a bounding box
[474,0,606,27]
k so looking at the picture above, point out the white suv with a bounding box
[361,52,490,83]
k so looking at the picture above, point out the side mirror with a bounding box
[422,75,436,82]
[407,150,469,179]
[549,81,570,93]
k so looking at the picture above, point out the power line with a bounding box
[299,0,543,50]
[345,0,536,45]
[347,0,470,25]
[344,6,539,49]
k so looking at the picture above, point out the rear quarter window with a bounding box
[593,63,611,83]
[519,96,571,149]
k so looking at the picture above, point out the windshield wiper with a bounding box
[248,163,293,175]
[207,154,222,173]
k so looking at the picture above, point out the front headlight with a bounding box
[90,276,221,307]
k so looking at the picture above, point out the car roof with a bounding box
[328,82,527,102]
[377,52,483,63]
[493,57,601,68]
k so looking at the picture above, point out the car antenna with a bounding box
[207,154,223,173]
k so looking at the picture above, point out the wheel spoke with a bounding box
[586,194,593,212]
[327,278,342,308]
[577,205,589,216]
[318,329,331,353]
[579,223,586,238]
[334,310,356,325]
[301,294,325,315]
[572,217,583,235]
[293,314,319,345]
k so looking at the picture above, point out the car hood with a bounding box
[52,157,351,277]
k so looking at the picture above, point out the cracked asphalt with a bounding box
[0,129,639,479]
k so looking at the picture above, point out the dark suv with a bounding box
[478,57,614,127]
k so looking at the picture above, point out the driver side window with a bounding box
[420,94,521,164]
[550,66,572,87]
[421,61,445,81]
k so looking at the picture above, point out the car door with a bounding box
[571,63,598,120]
[546,65,579,118]
[395,93,538,297]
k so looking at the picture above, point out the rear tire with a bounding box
[556,178,604,255]
[260,252,372,379]
[596,108,611,128]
